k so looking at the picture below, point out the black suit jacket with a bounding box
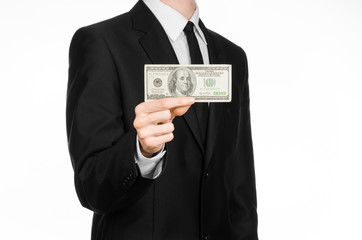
[66,1,258,239]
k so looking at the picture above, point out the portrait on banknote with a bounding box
[168,67,196,97]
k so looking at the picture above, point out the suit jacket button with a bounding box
[123,178,130,186]
[204,172,209,179]
[202,234,209,240]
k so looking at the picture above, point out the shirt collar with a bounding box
[143,0,207,45]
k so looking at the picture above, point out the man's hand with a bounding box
[133,97,195,158]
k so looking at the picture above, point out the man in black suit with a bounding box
[66,0,258,239]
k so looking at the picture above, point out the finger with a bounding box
[152,122,175,136]
[148,110,173,124]
[170,105,192,118]
[134,110,171,129]
[147,133,174,146]
[137,123,174,139]
[136,97,195,114]
[141,133,174,150]
[159,118,173,124]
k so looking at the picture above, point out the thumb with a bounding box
[171,105,192,118]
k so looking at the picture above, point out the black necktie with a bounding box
[183,21,209,143]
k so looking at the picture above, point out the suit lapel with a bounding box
[199,20,225,170]
[131,1,178,64]
[130,1,205,153]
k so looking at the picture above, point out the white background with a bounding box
[0,0,361,239]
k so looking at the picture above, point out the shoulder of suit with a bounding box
[73,12,133,39]
[207,29,247,60]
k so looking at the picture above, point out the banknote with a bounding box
[144,64,232,102]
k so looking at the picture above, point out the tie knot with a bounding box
[183,21,194,32]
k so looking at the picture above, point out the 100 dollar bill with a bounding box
[144,64,232,102]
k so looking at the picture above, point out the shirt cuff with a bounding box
[134,136,166,179]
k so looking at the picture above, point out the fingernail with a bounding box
[188,97,195,103]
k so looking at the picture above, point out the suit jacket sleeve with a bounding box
[231,48,258,239]
[66,26,156,214]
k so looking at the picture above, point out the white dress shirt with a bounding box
[135,0,210,179]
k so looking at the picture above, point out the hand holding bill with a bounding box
[133,97,195,157]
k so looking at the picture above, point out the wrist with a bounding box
[140,143,163,158]
[140,149,154,158]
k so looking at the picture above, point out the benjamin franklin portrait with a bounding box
[168,67,196,97]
